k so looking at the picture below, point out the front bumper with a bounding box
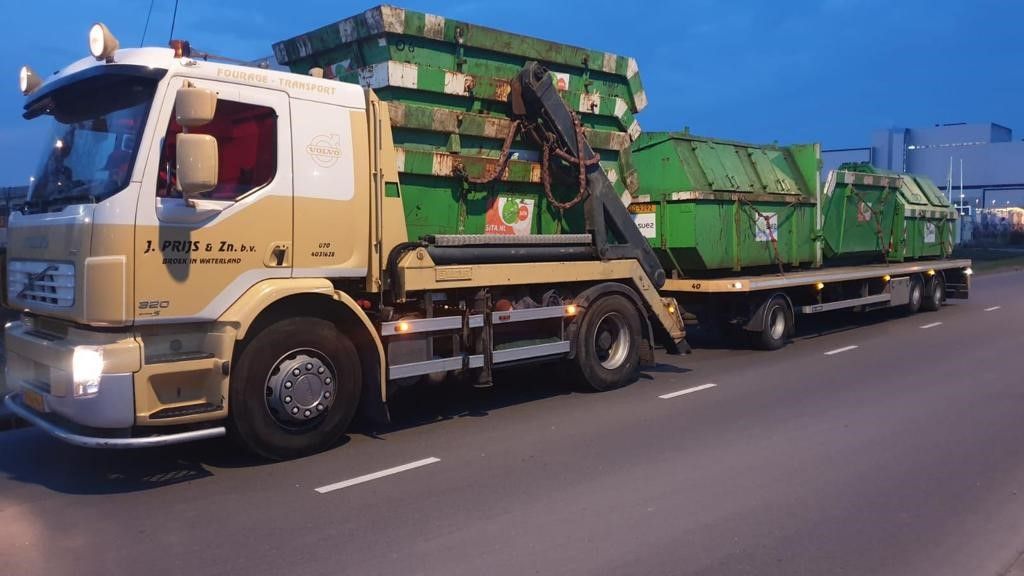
[4,320,225,448]
[5,319,140,428]
[4,393,226,448]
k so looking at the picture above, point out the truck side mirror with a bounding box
[176,134,219,198]
[175,85,217,127]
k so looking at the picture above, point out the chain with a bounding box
[460,119,522,185]
[845,183,894,260]
[738,196,785,274]
[457,113,599,213]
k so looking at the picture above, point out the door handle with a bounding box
[264,242,291,267]
[272,246,287,266]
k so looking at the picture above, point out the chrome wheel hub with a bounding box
[769,307,786,340]
[265,349,336,427]
[594,312,630,370]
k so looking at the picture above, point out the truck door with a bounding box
[134,78,292,323]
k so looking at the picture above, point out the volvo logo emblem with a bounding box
[306,134,342,168]
[24,236,48,249]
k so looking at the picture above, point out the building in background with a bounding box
[823,123,1024,212]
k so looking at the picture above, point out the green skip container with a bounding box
[273,4,647,240]
[821,165,957,262]
[629,132,821,275]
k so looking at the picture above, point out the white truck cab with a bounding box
[6,26,397,451]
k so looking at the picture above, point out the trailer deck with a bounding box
[663,259,972,293]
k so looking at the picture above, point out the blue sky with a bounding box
[1,0,1021,186]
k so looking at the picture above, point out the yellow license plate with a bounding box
[628,203,657,214]
[22,389,45,413]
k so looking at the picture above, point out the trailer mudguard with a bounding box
[743,291,795,336]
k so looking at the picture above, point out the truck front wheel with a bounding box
[230,317,361,460]
[574,295,642,392]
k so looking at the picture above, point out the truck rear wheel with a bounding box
[922,275,945,312]
[574,295,642,392]
[230,317,361,460]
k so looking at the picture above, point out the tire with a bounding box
[905,275,924,315]
[229,317,361,460]
[922,275,945,312]
[574,295,642,392]
[751,295,791,351]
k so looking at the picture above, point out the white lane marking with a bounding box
[985,306,1002,312]
[315,457,441,494]
[824,345,859,356]
[920,322,943,329]
[659,383,717,399]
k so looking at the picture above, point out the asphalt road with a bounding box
[1,271,1023,576]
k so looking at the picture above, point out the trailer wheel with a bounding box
[229,317,361,460]
[905,275,924,315]
[574,295,642,391]
[922,275,945,312]
[751,296,791,351]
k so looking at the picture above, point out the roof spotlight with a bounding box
[169,39,192,58]
[89,23,119,61]
[19,65,41,95]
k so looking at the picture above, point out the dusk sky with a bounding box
[1,0,1020,186]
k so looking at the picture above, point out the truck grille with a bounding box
[7,260,75,308]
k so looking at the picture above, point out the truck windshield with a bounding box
[25,74,157,214]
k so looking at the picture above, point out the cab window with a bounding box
[158,99,277,201]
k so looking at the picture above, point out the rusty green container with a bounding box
[273,5,646,240]
[822,166,957,262]
[629,132,821,274]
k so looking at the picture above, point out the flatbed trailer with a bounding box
[664,259,972,349]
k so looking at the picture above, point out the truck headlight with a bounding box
[72,346,104,398]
